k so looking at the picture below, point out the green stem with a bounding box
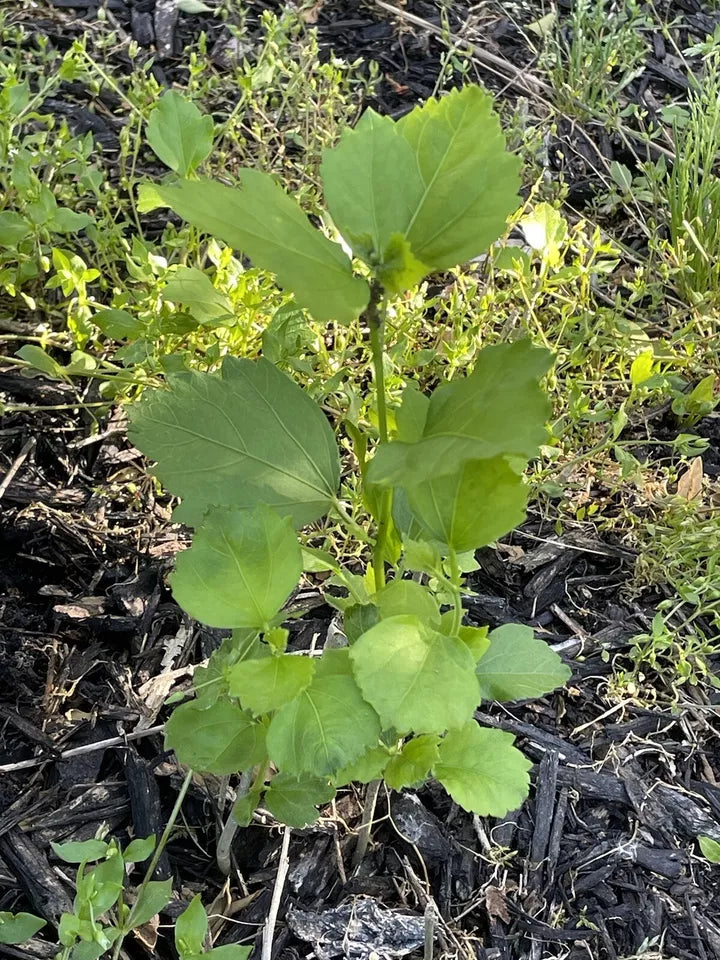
[448,549,463,636]
[367,285,392,592]
[112,769,193,958]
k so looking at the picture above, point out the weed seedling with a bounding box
[126,85,571,838]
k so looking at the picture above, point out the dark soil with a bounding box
[2,2,720,960]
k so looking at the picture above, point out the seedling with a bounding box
[129,85,570,834]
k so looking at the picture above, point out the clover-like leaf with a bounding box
[129,356,340,528]
[368,340,552,487]
[171,505,301,629]
[148,174,369,323]
[165,699,266,774]
[349,615,479,734]
[227,654,315,715]
[264,773,335,827]
[475,624,571,702]
[146,91,214,176]
[433,722,531,816]
[267,650,381,776]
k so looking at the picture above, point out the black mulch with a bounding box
[2,2,720,959]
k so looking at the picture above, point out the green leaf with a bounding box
[267,649,381,776]
[368,341,552,487]
[264,772,335,827]
[150,174,369,323]
[51,839,109,864]
[16,344,67,380]
[123,835,156,863]
[398,457,528,553]
[344,603,380,643]
[433,722,531,816]
[333,745,389,785]
[374,579,440,627]
[232,779,264,827]
[397,86,521,272]
[349,615,479,734]
[93,308,145,340]
[265,627,289,654]
[385,735,439,791]
[475,624,571,702]
[146,91,214,176]
[321,108,425,267]
[175,895,208,958]
[0,912,45,944]
[203,947,253,960]
[85,852,125,915]
[228,654,315,715]
[49,207,93,233]
[170,505,301,629]
[129,356,341,528]
[376,233,429,295]
[128,878,172,928]
[458,625,490,662]
[699,836,720,862]
[0,211,32,246]
[165,699,266,774]
[163,266,233,325]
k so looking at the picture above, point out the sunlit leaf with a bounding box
[163,266,233,325]
[129,356,340,528]
[149,175,369,323]
[146,91,214,176]
[384,735,439,791]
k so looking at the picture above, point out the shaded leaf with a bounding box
[175,896,207,958]
[146,91,213,176]
[51,839,108,864]
[385,735,439,790]
[475,624,570,702]
[368,341,551,487]
[228,654,315,715]
[129,878,173,929]
[171,505,301,629]
[267,649,381,776]
[399,457,528,553]
[163,266,233,325]
[349,615,479,734]
[165,699,266,774]
[264,773,335,827]
[0,913,45,945]
[333,745,389,785]
[123,835,156,863]
[699,836,720,863]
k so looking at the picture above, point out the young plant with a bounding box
[0,911,45,946]
[130,85,570,832]
[52,835,172,960]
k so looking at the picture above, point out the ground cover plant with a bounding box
[1,2,720,959]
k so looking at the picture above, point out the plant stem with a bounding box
[216,767,256,875]
[448,549,463,636]
[112,768,193,959]
[366,284,392,592]
[352,777,382,868]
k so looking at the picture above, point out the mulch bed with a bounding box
[1,2,720,958]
